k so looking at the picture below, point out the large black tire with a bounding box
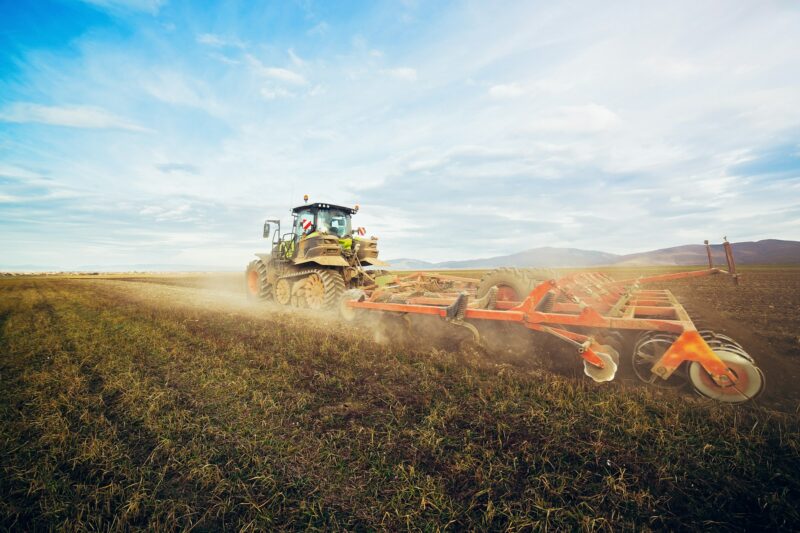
[476,268,545,302]
[245,259,272,301]
[303,269,346,310]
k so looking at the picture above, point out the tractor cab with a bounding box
[292,203,356,240]
[258,199,386,269]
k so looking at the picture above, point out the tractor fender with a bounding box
[294,256,350,267]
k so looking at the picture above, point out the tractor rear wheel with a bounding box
[245,259,272,301]
[303,269,346,310]
[476,268,541,303]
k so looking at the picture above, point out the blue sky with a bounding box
[1,0,799,269]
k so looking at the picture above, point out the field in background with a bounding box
[1,267,799,530]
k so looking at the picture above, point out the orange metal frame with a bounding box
[349,240,740,386]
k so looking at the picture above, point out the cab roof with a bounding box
[291,202,357,215]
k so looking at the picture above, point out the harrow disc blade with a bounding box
[689,350,765,403]
[584,350,618,383]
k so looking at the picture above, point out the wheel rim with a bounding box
[304,273,326,309]
[632,334,688,388]
[247,270,259,295]
[689,350,764,403]
[275,279,292,305]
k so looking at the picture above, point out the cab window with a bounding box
[317,209,351,237]
[294,209,314,237]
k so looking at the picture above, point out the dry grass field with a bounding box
[1,267,799,530]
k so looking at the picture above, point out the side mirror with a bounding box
[263,222,270,239]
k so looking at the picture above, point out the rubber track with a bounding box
[278,268,345,309]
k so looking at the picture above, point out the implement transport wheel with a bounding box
[339,289,367,322]
[275,278,292,306]
[245,259,272,301]
[632,332,688,389]
[476,268,541,303]
[303,269,346,310]
[689,350,765,403]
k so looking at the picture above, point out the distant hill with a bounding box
[387,239,800,269]
[382,258,437,270]
[434,247,619,269]
[3,240,797,273]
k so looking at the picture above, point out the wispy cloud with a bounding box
[0,103,148,132]
[488,83,525,98]
[141,71,224,115]
[381,67,417,81]
[528,104,621,132]
[78,0,164,14]
[246,55,307,85]
[196,33,245,49]
[156,163,200,174]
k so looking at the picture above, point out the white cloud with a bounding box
[529,104,621,132]
[263,68,307,84]
[141,71,224,116]
[197,33,225,46]
[246,55,307,85]
[197,33,245,49]
[260,87,295,100]
[0,103,148,132]
[381,67,417,81]
[489,83,525,98]
[138,203,198,222]
[288,48,306,67]
[644,56,702,79]
[0,164,41,180]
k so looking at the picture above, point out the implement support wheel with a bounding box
[689,350,765,403]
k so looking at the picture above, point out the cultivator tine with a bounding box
[445,292,469,320]
[471,286,498,310]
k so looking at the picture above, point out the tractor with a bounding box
[245,197,388,309]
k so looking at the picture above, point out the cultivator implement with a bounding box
[341,239,764,404]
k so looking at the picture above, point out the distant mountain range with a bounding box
[3,239,798,273]
[387,239,800,270]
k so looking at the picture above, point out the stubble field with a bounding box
[1,267,799,530]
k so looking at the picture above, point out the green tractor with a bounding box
[245,198,388,309]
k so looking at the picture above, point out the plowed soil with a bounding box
[1,267,798,530]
